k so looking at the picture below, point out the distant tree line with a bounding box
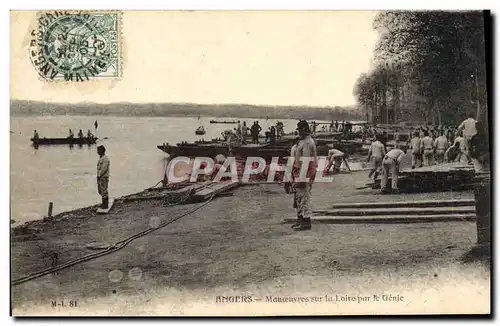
[353,11,489,127]
[10,100,364,121]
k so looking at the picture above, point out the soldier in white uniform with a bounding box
[457,114,477,164]
[434,130,449,164]
[367,134,386,183]
[454,131,466,163]
[408,131,422,169]
[381,148,405,194]
[420,130,435,166]
[326,148,349,174]
[291,120,318,231]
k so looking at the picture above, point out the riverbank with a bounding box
[11,170,489,315]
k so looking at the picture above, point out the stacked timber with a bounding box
[284,199,476,224]
[190,180,241,202]
[399,162,475,192]
[122,180,241,204]
[122,182,212,202]
[366,162,475,192]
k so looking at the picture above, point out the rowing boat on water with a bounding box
[209,120,238,124]
[31,137,98,145]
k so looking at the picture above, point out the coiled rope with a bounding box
[12,191,216,287]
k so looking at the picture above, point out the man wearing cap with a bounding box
[291,120,318,231]
[96,145,110,209]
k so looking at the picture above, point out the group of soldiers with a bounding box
[309,120,354,136]
[407,114,479,167]
[367,114,482,194]
[222,120,285,145]
[67,129,95,139]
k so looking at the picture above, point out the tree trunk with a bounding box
[382,86,387,124]
[437,105,442,126]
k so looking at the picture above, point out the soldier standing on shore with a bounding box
[420,130,435,166]
[97,145,110,209]
[291,120,318,231]
[250,121,261,144]
[241,121,249,144]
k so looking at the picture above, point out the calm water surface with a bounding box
[10,115,301,224]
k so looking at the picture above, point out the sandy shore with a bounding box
[11,170,489,315]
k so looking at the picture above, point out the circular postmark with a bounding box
[29,11,118,81]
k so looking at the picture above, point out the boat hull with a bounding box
[157,143,333,160]
[31,137,97,145]
[209,120,238,124]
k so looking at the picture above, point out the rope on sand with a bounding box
[11,192,217,287]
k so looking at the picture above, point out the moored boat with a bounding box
[157,141,335,160]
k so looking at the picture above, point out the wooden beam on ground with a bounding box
[123,182,217,202]
[400,162,474,174]
[326,199,475,209]
[284,213,476,224]
[191,180,241,202]
[169,181,216,195]
[313,206,476,216]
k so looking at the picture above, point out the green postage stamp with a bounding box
[29,11,121,81]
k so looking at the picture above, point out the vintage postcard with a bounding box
[10,10,491,316]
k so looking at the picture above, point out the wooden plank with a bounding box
[313,206,476,216]
[284,213,476,224]
[191,180,241,202]
[123,191,172,201]
[401,162,474,174]
[169,181,216,194]
[327,199,475,209]
[122,182,219,202]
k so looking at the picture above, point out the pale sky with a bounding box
[10,11,379,107]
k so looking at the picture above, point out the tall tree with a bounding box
[354,10,487,125]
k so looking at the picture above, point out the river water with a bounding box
[10,115,304,224]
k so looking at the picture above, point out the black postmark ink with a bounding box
[29,11,120,81]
